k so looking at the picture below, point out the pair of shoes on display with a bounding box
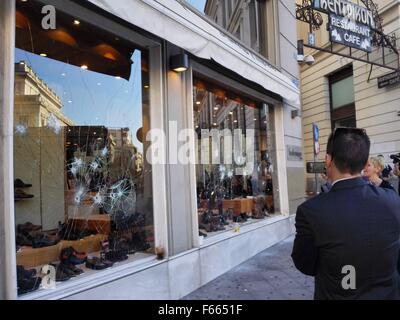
[233,213,249,223]
[199,221,225,233]
[233,215,244,223]
[101,237,129,262]
[85,257,114,270]
[129,232,151,252]
[199,230,208,237]
[103,250,129,263]
[60,247,87,265]
[109,231,151,253]
[50,263,84,282]
[111,239,135,255]
[200,211,212,225]
[16,223,41,247]
[18,235,59,248]
[17,265,41,295]
[31,234,59,248]
[219,213,230,226]
[111,211,145,231]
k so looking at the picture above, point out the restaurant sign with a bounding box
[377,71,400,89]
[313,0,373,52]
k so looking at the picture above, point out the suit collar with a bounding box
[330,177,368,191]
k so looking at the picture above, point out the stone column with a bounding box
[0,0,17,300]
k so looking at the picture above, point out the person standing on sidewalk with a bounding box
[292,128,400,300]
[363,156,396,191]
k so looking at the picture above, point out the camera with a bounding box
[390,153,400,164]
[306,161,326,174]
[304,55,315,66]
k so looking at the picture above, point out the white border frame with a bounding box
[0,0,17,300]
[1,0,169,299]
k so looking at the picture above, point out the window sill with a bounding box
[18,253,160,300]
[199,214,289,248]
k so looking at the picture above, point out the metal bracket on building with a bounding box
[296,0,400,72]
[296,0,324,31]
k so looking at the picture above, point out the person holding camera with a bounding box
[292,128,400,300]
[363,156,395,191]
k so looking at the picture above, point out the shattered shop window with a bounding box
[193,79,277,239]
[14,0,154,296]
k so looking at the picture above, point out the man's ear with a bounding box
[325,154,332,168]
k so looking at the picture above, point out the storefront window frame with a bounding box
[188,58,288,246]
[2,0,169,300]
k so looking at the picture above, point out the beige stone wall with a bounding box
[298,0,400,192]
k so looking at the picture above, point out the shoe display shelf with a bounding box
[222,198,254,216]
[16,234,108,269]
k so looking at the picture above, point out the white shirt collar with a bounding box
[331,176,360,187]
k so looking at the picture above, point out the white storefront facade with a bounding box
[0,0,303,299]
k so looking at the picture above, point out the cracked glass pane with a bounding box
[193,78,279,238]
[14,0,154,296]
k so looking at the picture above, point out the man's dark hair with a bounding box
[326,128,370,174]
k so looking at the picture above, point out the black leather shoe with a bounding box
[18,277,41,295]
[15,189,34,200]
[55,265,72,282]
[60,247,87,265]
[104,250,129,263]
[64,264,84,276]
[32,235,58,248]
[85,257,114,270]
[14,179,32,188]
[17,265,37,279]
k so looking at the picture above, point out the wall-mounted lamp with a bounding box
[170,52,189,73]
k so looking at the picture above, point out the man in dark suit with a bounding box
[292,128,400,299]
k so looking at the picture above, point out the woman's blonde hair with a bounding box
[369,156,385,173]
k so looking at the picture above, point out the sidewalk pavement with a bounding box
[182,235,314,300]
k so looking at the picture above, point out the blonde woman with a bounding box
[364,156,395,190]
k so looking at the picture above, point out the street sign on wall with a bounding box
[377,70,400,88]
[313,0,373,53]
[312,123,320,155]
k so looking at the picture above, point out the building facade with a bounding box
[0,0,302,300]
[297,0,400,193]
